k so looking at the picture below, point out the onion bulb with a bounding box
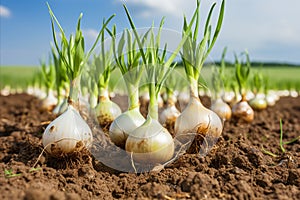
[249,94,267,110]
[232,96,254,122]
[265,93,277,106]
[40,90,57,112]
[160,104,180,126]
[159,94,180,130]
[177,91,190,104]
[222,91,235,104]
[175,95,223,139]
[109,106,145,148]
[95,95,122,128]
[42,105,93,155]
[125,116,174,164]
[210,98,232,121]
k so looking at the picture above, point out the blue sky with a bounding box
[1,0,300,66]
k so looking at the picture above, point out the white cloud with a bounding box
[216,0,300,60]
[118,0,197,18]
[115,0,300,63]
[81,29,99,51]
[82,28,98,41]
[0,5,11,18]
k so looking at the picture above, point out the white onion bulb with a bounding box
[222,91,235,104]
[42,105,93,155]
[175,96,223,138]
[125,117,174,164]
[232,100,254,122]
[265,93,276,106]
[109,107,145,148]
[40,91,57,112]
[249,95,267,111]
[95,98,122,127]
[159,104,180,125]
[210,98,232,121]
[177,91,190,104]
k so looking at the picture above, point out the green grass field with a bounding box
[174,65,300,91]
[0,66,40,90]
[1,65,300,92]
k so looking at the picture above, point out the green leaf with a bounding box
[123,4,147,64]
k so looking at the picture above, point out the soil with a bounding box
[0,93,300,200]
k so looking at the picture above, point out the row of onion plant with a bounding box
[31,0,294,166]
[209,48,281,123]
[37,0,226,166]
[42,3,115,155]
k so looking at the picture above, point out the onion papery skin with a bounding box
[95,97,122,128]
[109,107,145,148]
[211,98,232,121]
[249,96,267,111]
[232,100,254,123]
[125,118,174,164]
[175,96,223,143]
[42,105,93,156]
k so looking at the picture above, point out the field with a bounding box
[2,0,300,199]
[1,65,300,200]
[1,65,300,199]
[1,65,300,91]
[0,92,299,199]
[0,66,40,90]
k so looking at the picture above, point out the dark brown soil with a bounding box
[0,93,300,200]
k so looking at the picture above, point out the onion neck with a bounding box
[189,77,199,99]
[148,83,158,120]
[48,89,55,98]
[166,88,176,106]
[241,93,247,102]
[68,75,81,109]
[126,83,140,111]
[99,86,110,101]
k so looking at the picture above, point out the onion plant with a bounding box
[218,47,236,104]
[39,57,57,112]
[122,0,201,164]
[42,3,114,156]
[28,71,45,99]
[174,0,225,153]
[51,46,69,115]
[89,24,121,129]
[210,47,232,121]
[231,51,254,122]
[125,18,175,164]
[249,72,267,110]
[107,25,147,149]
[159,73,181,130]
